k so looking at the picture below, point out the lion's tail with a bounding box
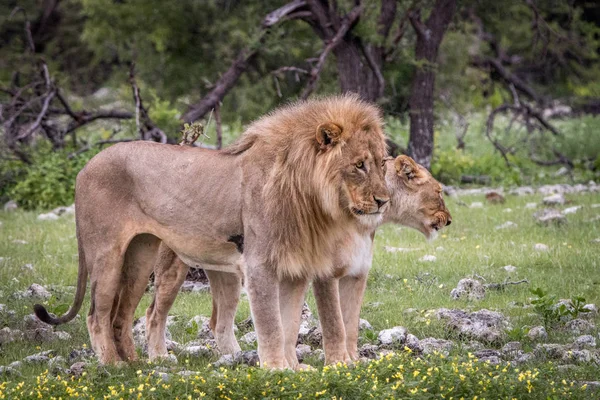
[34,239,88,325]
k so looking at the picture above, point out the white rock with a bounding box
[503,265,517,273]
[239,331,257,344]
[503,208,513,213]
[21,263,34,272]
[378,327,407,345]
[12,240,27,245]
[534,243,549,252]
[37,213,59,221]
[525,202,538,209]
[419,255,437,262]
[563,206,582,215]
[385,246,420,253]
[3,200,18,212]
[495,221,517,230]
[359,319,373,331]
[435,246,445,252]
[543,193,566,205]
[54,331,72,341]
[534,209,566,224]
[591,204,600,208]
[451,279,486,301]
[470,202,483,209]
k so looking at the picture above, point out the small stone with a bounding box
[239,331,257,345]
[525,202,538,209]
[296,344,312,362]
[470,202,483,209]
[503,208,512,213]
[178,370,199,377]
[385,246,420,253]
[359,319,373,331]
[213,354,235,367]
[501,342,522,358]
[28,283,51,299]
[48,356,66,369]
[534,243,549,252]
[513,352,535,365]
[0,327,23,344]
[436,308,510,344]
[37,212,59,221]
[419,338,454,355]
[534,208,566,225]
[182,345,212,357]
[68,348,95,363]
[153,371,170,382]
[565,319,595,335]
[509,187,535,196]
[359,344,381,359]
[582,304,597,315]
[24,350,55,364]
[0,366,21,377]
[503,265,517,272]
[3,200,18,212]
[405,334,422,353]
[450,278,485,301]
[495,221,517,230]
[419,255,437,262]
[543,193,566,205]
[54,331,72,341]
[68,361,87,377]
[12,239,27,245]
[563,206,582,214]
[573,335,596,349]
[378,326,407,346]
[527,326,548,341]
[592,204,600,208]
[21,263,34,272]
[563,350,593,364]
[474,349,502,364]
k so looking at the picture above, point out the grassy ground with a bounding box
[0,191,599,398]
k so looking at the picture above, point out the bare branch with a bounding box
[15,89,55,140]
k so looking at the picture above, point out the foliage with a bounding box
[6,145,99,210]
[530,288,593,328]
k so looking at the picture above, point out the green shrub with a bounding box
[7,146,98,210]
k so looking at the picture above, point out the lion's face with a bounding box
[315,122,390,226]
[384,155,452,239]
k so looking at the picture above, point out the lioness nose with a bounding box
[374,196,389,209]
[446,217,452,226]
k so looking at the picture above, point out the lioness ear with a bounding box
[394,155,420,180]
[316,122,343,150]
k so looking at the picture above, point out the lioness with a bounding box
[34,95,390,368]
[143,155,451,366]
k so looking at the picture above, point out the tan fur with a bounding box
[33,94,389,368]
[143,155,451,366]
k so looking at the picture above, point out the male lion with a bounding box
[34,94,390,368]
[143,155,451,367]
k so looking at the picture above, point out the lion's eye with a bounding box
[356,161,364,169]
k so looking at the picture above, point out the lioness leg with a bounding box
[146,244,189,361]
[338,273,368,361]
[205,270,242,354]
[112,234,160,361]
[86,249,126,365]
[278,276,309,369]
[313,277,351,364]
[245,256,287,369]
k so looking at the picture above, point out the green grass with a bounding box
[0,192,599,398]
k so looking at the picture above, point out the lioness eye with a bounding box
[356,161,364,169]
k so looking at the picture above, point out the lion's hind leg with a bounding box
[205,270,242,355]
[86,247,128,365]
[146,244,188,361]
[111,234,160,361]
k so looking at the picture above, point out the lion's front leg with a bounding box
[339,273,368,361]
[245,257,288,369]
[313,277,351,365]
[279,276,309,370]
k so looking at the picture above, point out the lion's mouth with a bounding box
[351,207,382,216]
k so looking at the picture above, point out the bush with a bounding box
[7,146,98,210]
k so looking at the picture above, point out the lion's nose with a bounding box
[446,217,452,226]
[374,196,389,209]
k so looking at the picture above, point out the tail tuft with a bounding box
[33,304,60,325]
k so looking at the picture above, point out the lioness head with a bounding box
[314,115,389,226]
[384,155,452,239]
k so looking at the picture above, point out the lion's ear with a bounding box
[394,155,420,180]
[316,122,343,150]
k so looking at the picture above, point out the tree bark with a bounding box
[407,0,457,169]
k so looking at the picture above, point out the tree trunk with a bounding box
[407,0,457,169]
[333,40,383,102]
